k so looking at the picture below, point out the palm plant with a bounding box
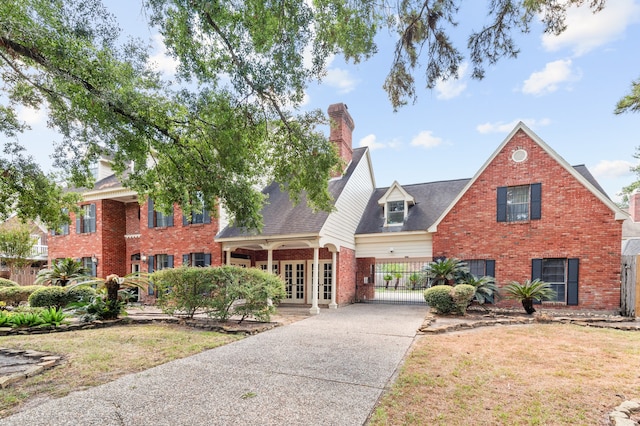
[503,279,556,314]
[35,258,89,287]
[461,275,500,306]
[424,258,468,286]
[70,272,148,320]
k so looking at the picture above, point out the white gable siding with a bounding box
[386,187,407,202]
[320,153,375,249]
[356,232,433,260]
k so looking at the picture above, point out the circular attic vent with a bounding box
[512,148,528,163]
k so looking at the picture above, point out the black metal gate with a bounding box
[356,261,429,305]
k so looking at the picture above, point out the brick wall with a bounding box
[49,201,105,274]
[140,202,223,270]
[433,129,622,311]
[336,247,356,305]
[356,257,376,301]
[100,199,127,277]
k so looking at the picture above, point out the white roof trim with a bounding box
[428,122,627,232]
[377,181,415,206]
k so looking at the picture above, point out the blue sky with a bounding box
[15,0,640,202]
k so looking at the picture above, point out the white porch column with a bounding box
[267,248,273,274]
[225,249,231,265]
[309,247,320,315]
[329,250,338,309]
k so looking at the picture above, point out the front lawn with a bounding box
[370,324,640,425]
[0,324,240,418]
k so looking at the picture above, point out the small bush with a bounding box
[29,286,69,308]
[0,285,45,306]
[66,286,97,303]
[451,284,476,315]
[0,278,19,287]
[424,286,455,314]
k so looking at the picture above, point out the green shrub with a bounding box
[29,286,69,308]
[66,286,97,303]
[0,285,45,306]
[424,286,455,314]
[451,284,476,315]
[153,266,286,322]
[0,278,19,287]
[38,307,67,326]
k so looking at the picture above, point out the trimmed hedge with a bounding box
[424,285,455,314]
[0,285,46,306]
[153,265,287,322]
[29,286,98,308]
[424,284,477,315]
[0,278,19,288]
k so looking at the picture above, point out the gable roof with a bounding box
[355,178,470,235]
[427,122,627,232]
[217,147,368,239]
[377,181,415,206]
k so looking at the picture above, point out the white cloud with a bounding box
[476,118,551,134]
[591,160,635,179]
[435,63,468,100]
[522,59,579,96]
[324,67,358,94]
[147,34,179,76]
[410,130,443,149]
[359,134,386,151]
[542,0,640,56]
[17,106,46,126]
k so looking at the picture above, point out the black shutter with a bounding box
[167,255,174,268]
[485,260,495,278]
[166,210,174,227]
[76,213,81,234]
[531,258,543,304]
[530,183,541,220]
[497,187,507,222]
[182,254,190,266]
[147,199,155,228]
[147,256,155,295]
[203,208,211,224]
[204,253,211,266]
[89,204,97,233]
[567,258,579,306]
[182,212,189,226]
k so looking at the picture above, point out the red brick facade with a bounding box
[433,129,623,311]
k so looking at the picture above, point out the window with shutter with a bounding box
[497,183,541,222]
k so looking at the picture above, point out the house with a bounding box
[0,215,49,284]
[354,123,625,311]
[48,103,627,313]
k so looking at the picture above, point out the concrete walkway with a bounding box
[0,304,427,426]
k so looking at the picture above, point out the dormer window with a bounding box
[378,181,415,227]
[387,201,405,224]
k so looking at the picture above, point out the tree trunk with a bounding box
[522,298,536,314]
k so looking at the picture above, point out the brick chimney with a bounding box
[630,189,640,222]
[328,103,355,168]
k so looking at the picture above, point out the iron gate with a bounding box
[357,261,430,305]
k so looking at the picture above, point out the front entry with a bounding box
[308,260,333,305]
[283,261,305,303]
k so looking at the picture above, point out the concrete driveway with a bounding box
[0,304,427,426]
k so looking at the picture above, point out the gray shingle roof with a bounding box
[355,178,470,235]
[573,164,610,199]
[217,147,368,238]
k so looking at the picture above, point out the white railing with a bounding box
[30,244,48,258]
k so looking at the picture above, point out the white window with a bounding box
[387,201,404,225]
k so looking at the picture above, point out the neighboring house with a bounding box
[621,190,640,315]
[0,215,48,284]
[48,104,627,313]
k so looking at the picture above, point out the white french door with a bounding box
[308,260,333,305]
[283,261,306,303]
